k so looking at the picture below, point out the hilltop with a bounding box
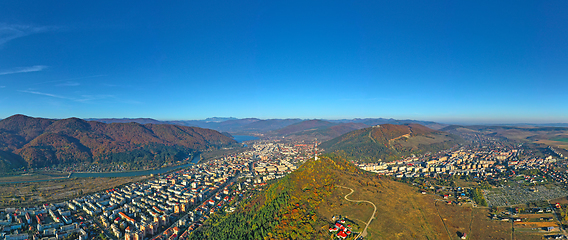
[0,115,237,171]
[321,124,463,162]
[189,155,510,239]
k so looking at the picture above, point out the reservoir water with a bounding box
[232,135,260,142]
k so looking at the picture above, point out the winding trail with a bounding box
[338,185,377,239]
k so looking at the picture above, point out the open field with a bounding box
[0,171,69,183]
[515,232,554,240]
[551,137,568,143]
[468,207,512,240]
[454,178,482,188]
[550,196,568,204]
[518,213,555,219]
[435,201,512,240]
[0,175,149,208]
[535,139,568,150]
[514,221,558,228]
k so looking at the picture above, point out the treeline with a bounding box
[470,187,487,206]
[559,205,568,222]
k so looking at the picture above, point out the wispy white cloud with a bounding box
[19,88,142,105]
[0,23,59,46]
[0,65,48,75]
[56,81,80,87]
[19,90,70,100]
[19,89,119,103]
[76,94,115,102]
[24,75,107,87]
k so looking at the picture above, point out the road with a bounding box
[338,185,377,239]
[548,199,567,236]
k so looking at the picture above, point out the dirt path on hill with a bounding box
[368,130,377,144]
[434,199,452,240]
[338,185,377,239]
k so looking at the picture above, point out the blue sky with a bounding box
[0,1,567,123]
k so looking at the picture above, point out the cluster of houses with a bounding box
[328,217,354,239]
[0,204,88,240]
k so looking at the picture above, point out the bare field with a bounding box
[515,232,553,240]
[0,171,69,183]
[550,196,568,204]
[468,208,512,240]
[435,202,512,240]
[517,213,555,219]
[514,221,558,228]
[0,176,149,208]
[535,139,568,150]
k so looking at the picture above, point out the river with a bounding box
[0,155,201,184]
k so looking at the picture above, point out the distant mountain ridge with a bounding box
[264,120,367,141]
[84,118,164,125]
[0,115,237,171]
[321,123,463,162]
[86,117,447,140]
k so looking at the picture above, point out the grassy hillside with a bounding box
[190,154,509,239]
[0,115,237,170]
[321,124,463,162]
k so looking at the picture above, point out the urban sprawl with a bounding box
[3,136,568,239]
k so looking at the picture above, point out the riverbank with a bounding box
[0,154,201,185]
[0,172,69,184]
[0,175,150,208]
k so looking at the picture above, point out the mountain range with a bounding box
[0,115,462,172]
[86,117,447,141]
[0,115,237,172]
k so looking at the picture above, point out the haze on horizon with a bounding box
[1,1,567,124]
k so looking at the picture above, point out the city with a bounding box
[1,1,567,238]
[0,140,317,240]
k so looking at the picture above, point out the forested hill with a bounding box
[189,155,362,239]
[0,114,237,170]
[321,123,463,162]
[189,155,465,239]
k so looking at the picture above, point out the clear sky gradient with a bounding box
[1,1,567,124]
